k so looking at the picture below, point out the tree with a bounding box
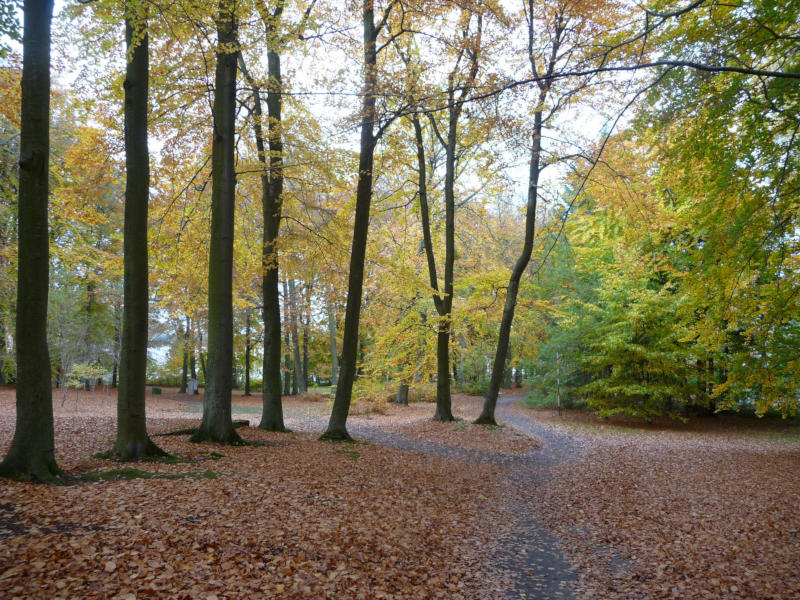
[321,0,403,440]
[477,0,609,424]
[114,0,166,459]
[191,0,243,444]
[0,0,60,481]
[409,7,483,422]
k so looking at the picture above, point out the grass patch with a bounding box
[76,468,220,483]
[331,448,361,460]
[481,423,504,431]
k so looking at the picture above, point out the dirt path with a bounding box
[351,394,584,600]
[173,393,584,599]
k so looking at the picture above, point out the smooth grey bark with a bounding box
[244,309,251,396]
[0,0,60,481]
[288,278,305,394]
[114,7,166,459]
[191,0,242,444]
[321,0,383,440]
[476,4,561,424]
[180,321,188,393]
[238,11,287,429]
[302,284,310,389]
[326,298,338,386]
[282,278,291,396]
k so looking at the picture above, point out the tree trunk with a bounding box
[180,321,188,393]
[0,0,61,481]
[191,0,242,444]
[283,331,291,396]
[239,27,286,429]
[321,1,380,441]
[327,298,338,386]
[282,279,291,396]
[503,344,512,389]
[111,2,166,460]
[288,278,305,394]
[111,358,117,388]
[396,383,409,405]
[302,306,309,390]
[189,318,198,393]
[476,109,545,424]
[244,309,251,396]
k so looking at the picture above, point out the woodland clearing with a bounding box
[0,388,799,599]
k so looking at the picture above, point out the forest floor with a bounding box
[0,386,798,599]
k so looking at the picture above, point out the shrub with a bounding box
[407,383,437,403]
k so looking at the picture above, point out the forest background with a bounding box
[0,0,797,444]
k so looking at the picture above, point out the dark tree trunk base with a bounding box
[258,421,291,433]
[0,456,61,483]
[113,436,168,461]
[319,428,354,442]
[433,401,455,422]
[473,414,498,426]
[189,426,244,445]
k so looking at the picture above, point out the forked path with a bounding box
[183,392,584,598]
[352,394,585,600]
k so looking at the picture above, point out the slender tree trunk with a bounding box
[288,279,304,394]
[240,310,249,395]
[327,298,338,386]
[112,2,165,460]
[396,383,409,405]
[240,21,286,429]
[187,315,198,393]
[302,298,309,390]
[283,327,291,396]
[180,321,188,393]
[0,0,60,481]
[476,110,544,424]
[503,344,512,389]
[0,323,5,385]
[321,0,380,440]
[111,359,117,388]
[282,278,291,396]
[191,0,242,444]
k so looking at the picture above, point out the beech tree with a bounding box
[114,0,166,459]
[191,0,243,444]
[477,0,612,424]
[0,0,59,481]
[322,0,405,440]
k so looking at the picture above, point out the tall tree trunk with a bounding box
[302,288,309,390]
[111,359,117,389]
[288,278,304,394]
[476,112,546,424]
[327,298,338,386]
[239,12,286,429]
[191,0,242,444]
[283,328,291,396]
[0,0,60,481]
[410,9,481,422]
[189,317,198,393]
[180,321,188,393]
[321,0,381,441]
[0,324,5,385]
[112,1,165,460]
[282,279,291,396]
[244,309,251,396]
[476,5,561,424]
